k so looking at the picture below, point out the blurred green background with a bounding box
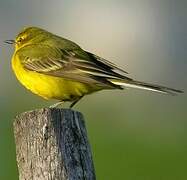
[0,0,187,179]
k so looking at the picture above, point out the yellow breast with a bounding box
[12,55,98,101]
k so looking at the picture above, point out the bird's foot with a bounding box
[50,101,64,108]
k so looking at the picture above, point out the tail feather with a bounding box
[111,79,183,95]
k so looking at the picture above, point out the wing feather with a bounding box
[18,44,130,88]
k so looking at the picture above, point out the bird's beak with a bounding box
[4,40,16,45]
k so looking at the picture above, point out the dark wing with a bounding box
[86,51,129,74]
[18,44,131,88]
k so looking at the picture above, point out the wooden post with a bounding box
[13,108,96,180]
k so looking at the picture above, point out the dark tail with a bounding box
[111,79,184,95]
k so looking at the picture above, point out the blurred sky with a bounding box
[0,0,186,179]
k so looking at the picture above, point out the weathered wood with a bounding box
[13,108,96,180]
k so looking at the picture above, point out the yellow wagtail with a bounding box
[5,27,183,108]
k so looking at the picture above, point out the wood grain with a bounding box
[13,108,96,180]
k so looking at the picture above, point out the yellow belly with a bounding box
[12,56,100,101]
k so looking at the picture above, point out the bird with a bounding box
[5,27,183,108]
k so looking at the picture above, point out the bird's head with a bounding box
[5,27,50,50]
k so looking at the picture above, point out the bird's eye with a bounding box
[18,37,23,42]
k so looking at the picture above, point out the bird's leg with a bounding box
[70,96,84,108]
[50,101,64,108]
